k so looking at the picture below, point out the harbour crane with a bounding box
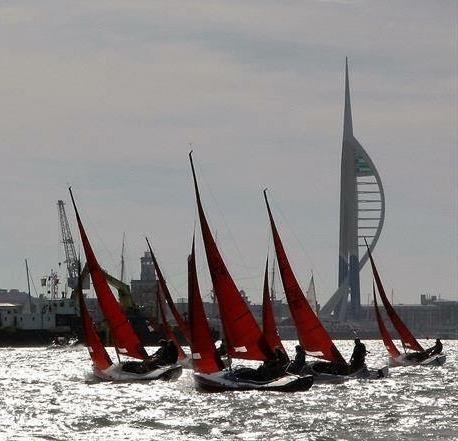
[57,200,79,290]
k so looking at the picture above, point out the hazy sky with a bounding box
[0,1,456,306]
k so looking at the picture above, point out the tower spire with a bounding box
[344,57,353,139]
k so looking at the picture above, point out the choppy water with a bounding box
[0,340,456,441]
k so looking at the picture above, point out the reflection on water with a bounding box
[0,340,456,440]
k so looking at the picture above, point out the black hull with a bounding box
[194,372,314,392]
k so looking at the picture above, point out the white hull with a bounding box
[193,370,314,392]
[309,364,389,384]
[93,363,183,382]
[389,353,446,367]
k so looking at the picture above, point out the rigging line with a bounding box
[192,150,255,278]
[268,191,332,300]
[144,234,186,301]
[72,201,118,272]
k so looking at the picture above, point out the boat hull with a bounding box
[93,363,183,381]
[193,371,314,392]
[308,364,389,384]
[389,353,446,367]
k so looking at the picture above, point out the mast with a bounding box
[270,257,276,303]
[24,259,32,313]
[120,232,126,284]
[262,256,285,352]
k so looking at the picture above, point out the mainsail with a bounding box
[189,152,273,361]
[262,257,285,352]
[69,188,148,360]
[366,242,423,352]
[78,287,113,371]
[157,287,187,361]
[188,236,225,374]
[372,283,401,359]
[145,237,191,344]
[264,190,346,364]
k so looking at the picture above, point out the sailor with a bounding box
[289,345,306,374]
[163,340,179,364]
[257,347,289,380]
[427,339,443,357]
[216,340,227,357]
[350,338,367,371]
[151,339,168,360]
[142,339,178,369]
[406,339,443,362]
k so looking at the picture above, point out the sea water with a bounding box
[0,340,456,440]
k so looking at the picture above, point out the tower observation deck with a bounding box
[321,59,385,320]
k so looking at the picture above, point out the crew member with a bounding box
[289,345,306,374]
[350,338,367,371]
[427,339,443,357]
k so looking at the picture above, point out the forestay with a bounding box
[189,152,273,361]
[70,188,148,360]
[366,243,423,352]
[373,284,401,358]
[146,238,191,344]
[264,190,346,365]
[78,288,113,371]
[188,236,225,374]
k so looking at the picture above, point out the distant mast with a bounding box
[120,233,126,284]
[24,259,32,314]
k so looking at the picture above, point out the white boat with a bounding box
[70,188,183,383]
[367,241,446,369]
[93,363,183,382]
[263,190,388,382]
[388,353,446,368]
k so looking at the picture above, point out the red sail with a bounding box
[78,290,113,371]
[366,243,424,352]
[69,188,148,360]
[189,152,273,361]
[373,284,401,359]
[264,190,346,364]
[188,236,225,373]
[262,257,285,352]
[146,238,191,344]
[157,287,187,361]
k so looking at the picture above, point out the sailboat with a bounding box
[305,272,318,315]
[264,190,388,382]
[145,237,191,345]
[262,256,286,353]
[367,242,446,367]
[69,188,183,381]
[156,285,190,365]
[189,152,313,391]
